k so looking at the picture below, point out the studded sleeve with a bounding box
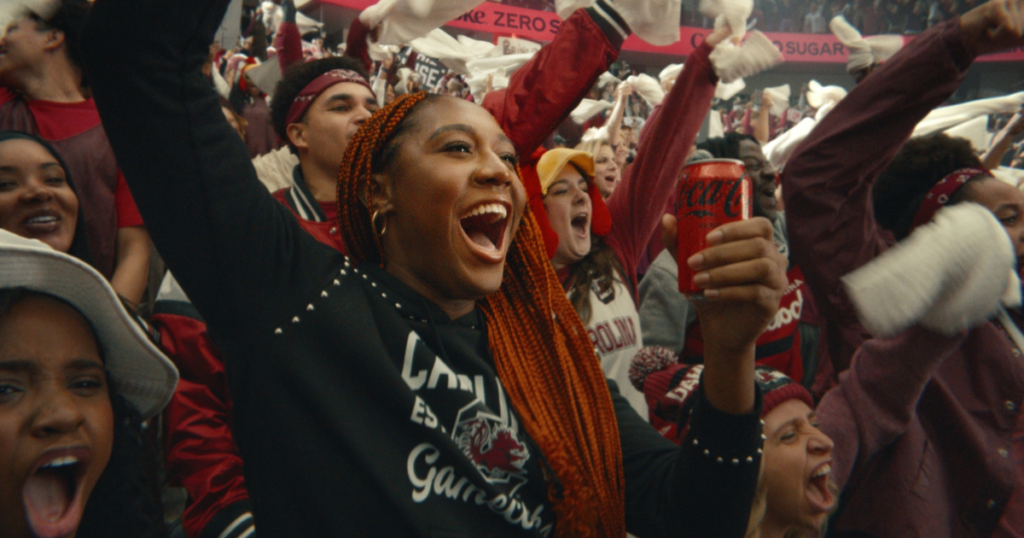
[612,379,763,538]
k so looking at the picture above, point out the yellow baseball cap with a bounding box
[535,148,595,196]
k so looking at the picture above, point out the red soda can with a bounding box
[676,159,751,296]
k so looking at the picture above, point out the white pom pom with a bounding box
[708,31,783,83]
[570,99,614,124]
[805,80,847,110]
[702,0,753,41]
[763,84,791,116]
[715,78,746,100]
[627,74,666,108]
[659,63,685,84]
[581,126,611,143]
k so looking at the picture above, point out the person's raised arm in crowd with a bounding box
[982,107,1024,169]
[603,30,726,294]
[82,0,338,341]
[754,91,773,144]
[782,0,1024,374]
[372,53,393,106]
[605,80,633,158]
[1013,141,1024,168]
[273,0,303,72]
[482,0,630,164]
[153,25,380,538]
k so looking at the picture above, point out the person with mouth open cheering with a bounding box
[80,0,789,536]
[0,229,177,538]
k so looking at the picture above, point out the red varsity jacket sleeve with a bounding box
[482,0,628,164]
[152,274,254,538]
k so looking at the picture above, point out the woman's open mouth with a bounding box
[571,213,590,239]
[459,202,511,262]
[23,448,91,538]
[806,461,835,513]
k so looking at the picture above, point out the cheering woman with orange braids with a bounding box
[82,0,788,536]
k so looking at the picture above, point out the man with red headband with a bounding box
[268,59,379,250]
[782,0,1024,534]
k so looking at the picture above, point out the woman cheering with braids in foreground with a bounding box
[81,0,787,536]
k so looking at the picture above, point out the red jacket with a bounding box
[155,5,625,537]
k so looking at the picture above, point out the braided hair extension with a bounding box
[337,92,625,537]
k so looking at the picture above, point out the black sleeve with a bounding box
[611,378,764,538]
[80,0,339,339]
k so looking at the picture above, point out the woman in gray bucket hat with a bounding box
[0,229,177,538]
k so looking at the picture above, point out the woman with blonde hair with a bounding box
[574,138,620,198]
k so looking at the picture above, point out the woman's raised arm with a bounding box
[81,0,339,339]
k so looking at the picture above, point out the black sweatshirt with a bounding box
[80,0,763,536]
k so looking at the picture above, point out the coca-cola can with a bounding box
[676,159,751,296]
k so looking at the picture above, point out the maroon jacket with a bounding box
[783,19,1024,537]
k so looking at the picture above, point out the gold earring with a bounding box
[371,210,388,237]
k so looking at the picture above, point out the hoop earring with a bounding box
[371,210,388,237]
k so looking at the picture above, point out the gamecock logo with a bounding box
[453,410,530,491]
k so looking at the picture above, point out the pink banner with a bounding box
[318,0,1024,62]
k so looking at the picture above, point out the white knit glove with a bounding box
[843,203,1022,337]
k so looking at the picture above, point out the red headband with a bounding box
[909,167,990,232]
[285,69,374,126]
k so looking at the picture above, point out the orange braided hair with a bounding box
[338,92,625,537]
